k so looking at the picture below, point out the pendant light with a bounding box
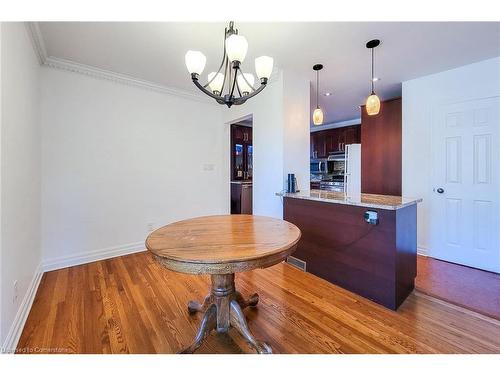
[312,64,324,125]
[365,39,381,116]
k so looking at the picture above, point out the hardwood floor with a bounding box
[416,255,500,320]
[18,251,500,354]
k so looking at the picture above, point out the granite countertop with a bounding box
[276,189,422,210]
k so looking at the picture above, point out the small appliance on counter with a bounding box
[287,173,299,193]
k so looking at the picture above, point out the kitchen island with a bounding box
[277,190,422,310]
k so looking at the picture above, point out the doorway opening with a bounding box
[230,116,253,214]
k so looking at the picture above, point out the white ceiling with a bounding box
[38,22,500,124]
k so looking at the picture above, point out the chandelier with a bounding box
[184,21,274,108]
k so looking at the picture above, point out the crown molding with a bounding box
[25,22,48,65]
[44,57,213,103]
[25,21,280,105]
[24,22,213,104]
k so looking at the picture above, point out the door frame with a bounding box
[225,113,253,213]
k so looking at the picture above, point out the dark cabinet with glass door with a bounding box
[231,124,253,181]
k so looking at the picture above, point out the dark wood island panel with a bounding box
[283,196,417,310]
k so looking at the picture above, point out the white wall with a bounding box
[1,23,41,346]
[40,68,225,266]
[282,70,311,194]
[222,71,310,218]
[402,56,500,254]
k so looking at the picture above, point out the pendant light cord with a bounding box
[371,47,374,94]
[316,70,319,108]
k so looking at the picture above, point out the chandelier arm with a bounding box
[192,77,226,101]
[220,56,229,94]
[233,82,266,105]
[237,68,256,92]
[235,72,242,97]
[229,66,239,99]
[203,27,230,89]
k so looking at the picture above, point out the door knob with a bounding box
[436,188,444,194]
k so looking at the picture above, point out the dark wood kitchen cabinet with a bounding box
[310,125,361,158]
[310,131,327,158]
[231,182,252,214]
[284,196,417,310]
[361,98,402,196]
[310,181,320,190]
[231,124,252,180]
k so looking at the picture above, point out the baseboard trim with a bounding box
[2,263,43,353]
[42,241,146,272]
[417,247,428,257]
[1,242,147,353]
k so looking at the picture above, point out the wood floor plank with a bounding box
[17,251,500,354]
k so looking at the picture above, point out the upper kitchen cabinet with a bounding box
[311,131,327,159]
[231,124,253,181]
[310,125,361,158]
[232,125,252,143]
[344,125,361,145]
[361,97,402,196]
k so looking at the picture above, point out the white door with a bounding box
[430,96,500,273]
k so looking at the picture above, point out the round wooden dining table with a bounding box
[146,214,301,354]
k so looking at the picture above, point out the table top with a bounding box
[146,215,301,274]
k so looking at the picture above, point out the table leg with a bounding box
[181,273,270,354]
[180,304,216,354]
[188,294,212,314]
[229,299,272,354]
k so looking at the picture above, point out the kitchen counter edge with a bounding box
[276,190,422,210]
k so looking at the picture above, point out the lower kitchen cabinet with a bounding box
[284,196,417,310]
[310,181,320,190]
[231,182,252,214]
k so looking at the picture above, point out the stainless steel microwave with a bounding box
[310,158,328,174]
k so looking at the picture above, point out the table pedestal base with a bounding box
[180,274,272,354]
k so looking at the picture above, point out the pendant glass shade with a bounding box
[237,73,255,94]
[313,107,324,125]
[366,93,381,116]
[208,72,224,94]
[255,56,274,80]
[225,34,248,63]
[185,50,206,75]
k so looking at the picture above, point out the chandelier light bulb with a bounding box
[208,72,225,94]
[313,108,324,126]
[365,94,381,116]
[185,50,206,75]
[226,34,248,63]
[255,56,274,81]
[237,73,255,95]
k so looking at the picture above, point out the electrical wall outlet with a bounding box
[13,280,18,303]
[364,210,379,225]
[203,164,215,171]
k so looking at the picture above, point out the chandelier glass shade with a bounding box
[185,21,273,107]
